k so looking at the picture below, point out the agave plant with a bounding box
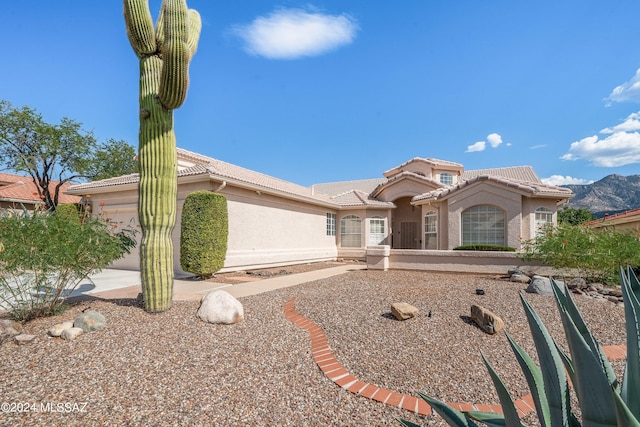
[399,266,640,427]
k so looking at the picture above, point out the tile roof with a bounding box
[0,172,80,205]
[412,174,574,202]
[383,157,463,178]
[68,148,339,207]
[462,166,540,183]
[312,178,386,197]
[330,190,395,208]
[584,207,640,227]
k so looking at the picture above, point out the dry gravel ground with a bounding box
[0,270,627,426]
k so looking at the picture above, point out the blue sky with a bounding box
[3,1,640,187]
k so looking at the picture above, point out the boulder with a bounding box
[74,310,106,332]
[0,319,22,343]
[390,303,419,321]
[510,274,531,284]
[61,327,84,341]
[567,278,586,289]
[470,305,504,335]
[48,321,74,337]
[14,334,37,345]
[526,276,555,296]
[197,290,244,324]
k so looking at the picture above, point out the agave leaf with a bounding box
[551,279,619,392]
[396,418,423,427]
[519,293,572,427]
[416,392,480,427]
[506,332,551,427]
[480,352,526,427]
[554,339,576,392]
[612,385,640,427]
[552,282,618,427]
[621,266,640,419]
[464,410,508,427]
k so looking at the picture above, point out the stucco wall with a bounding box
[446,181,523,250]
[85,180,338,274]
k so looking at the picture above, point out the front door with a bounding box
[400,221,419,249]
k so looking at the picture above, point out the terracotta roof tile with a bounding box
[0,173,80,205]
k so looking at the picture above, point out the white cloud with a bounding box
[487,133,503,148]
[562,126,640,167]
[466,132,505,153]
[466,141,486,152]
[530,144,547,150]
[541,175,592,186]
[600,111,640,134]
[606,68,640,105]
[232,8,358,59]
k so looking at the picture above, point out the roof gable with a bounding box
[383,157,463,179]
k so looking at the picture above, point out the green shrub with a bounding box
[55,203,81,222]
[521,223,640,284]
[0,209,137,321]
[400,266,640,427]
[453,244,515,252]
[180,191,228,278]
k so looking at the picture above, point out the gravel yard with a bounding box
[0,269,627,426]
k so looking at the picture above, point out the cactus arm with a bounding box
[186,9,202,57]
[124,0,157,56]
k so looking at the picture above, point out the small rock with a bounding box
[61,327,84,341]
[197,290,244,324]
[470,305,504,335]
[74,310,106,332]
[390,303,419,321]
[14,334,37,345]
[507,268,525,276]
[47,321,74,337]
[567,278,586,289]
[609,289,623,298]
[607,296,620,303]
[510,274,531,284]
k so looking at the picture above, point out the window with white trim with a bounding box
[462,205,505,246]
[326,213,336,236]
[534,207,553,235]
[439,172,453,185]
[340,215,362,248]
[424,211,438,249]
[368,216,386,245]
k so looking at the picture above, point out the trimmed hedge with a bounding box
[453,244,515,252]
[180,191,228,278]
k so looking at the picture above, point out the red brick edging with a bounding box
[283,297,628,419]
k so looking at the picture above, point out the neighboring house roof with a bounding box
[0,172,80,206]
[583,207,640,228]
[412,174,574,203]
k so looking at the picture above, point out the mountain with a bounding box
[562,174,640,218]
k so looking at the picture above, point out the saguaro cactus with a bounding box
[124,0,201,312]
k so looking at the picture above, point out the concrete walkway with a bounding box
[79,264,368,301]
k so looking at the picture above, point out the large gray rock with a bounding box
[74,310,106,332]
[390,303,418,321]
[197,290,244,324]
[470,305,504,335]
[14,334,37,345]
[527,276,555,296]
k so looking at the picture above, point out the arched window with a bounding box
[462,205,505,246]
[535,207,553,235]
[368,216,386,245]
[424,211,438,249]
[439,172,453,185]
[340,215,362,248]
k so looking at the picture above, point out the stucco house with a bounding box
[66,148,573,273]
